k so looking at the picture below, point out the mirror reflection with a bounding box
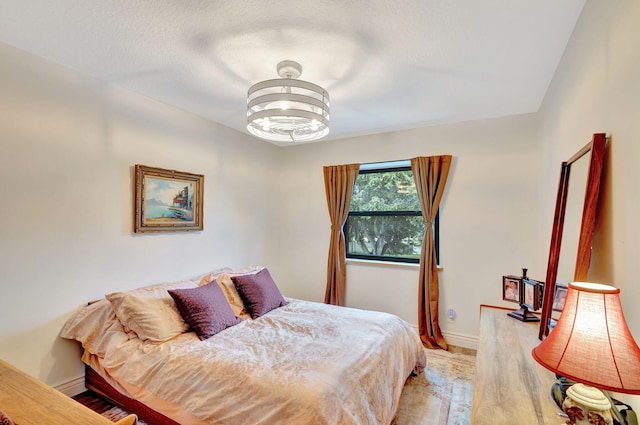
[556,155,589,284]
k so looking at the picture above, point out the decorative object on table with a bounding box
[532,282,640,425]
[134,164,204,233]
[502,275,522,304]
[246,60,330,143]
[522,278,543,310]
[504,268,543,322]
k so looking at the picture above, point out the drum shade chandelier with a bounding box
[247,60,330,143]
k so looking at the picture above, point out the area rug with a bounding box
[391,347,476,425]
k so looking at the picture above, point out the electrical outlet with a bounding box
[447,308,456,322]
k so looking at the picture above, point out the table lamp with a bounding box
[532,282,640,425]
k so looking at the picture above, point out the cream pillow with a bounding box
[197,266,264,319]
[106,280,197,342]
[211,273,251,320]
[192,266,233,287]
[60,299,129,357]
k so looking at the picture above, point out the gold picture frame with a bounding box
[134,164,204,233]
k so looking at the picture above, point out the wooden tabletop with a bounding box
[471,305,564,424]
[0,358,113,425]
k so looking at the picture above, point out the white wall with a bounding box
[276,114,543,346]
[3,0,637,401]
[0,42,280,387]
[536,0,640,409]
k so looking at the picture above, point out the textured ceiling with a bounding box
[0,0,585,146]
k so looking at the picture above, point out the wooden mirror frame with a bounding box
[538,133,607,339]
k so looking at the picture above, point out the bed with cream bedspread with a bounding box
[62,274,425,425]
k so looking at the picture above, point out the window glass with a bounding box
[345,163,438,264]
[349,169,420,211]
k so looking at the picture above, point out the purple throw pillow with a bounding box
[169,282,241,340]
[231,268,288,319]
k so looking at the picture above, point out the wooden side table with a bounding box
[0,357,128,425]
[470,305,563,424]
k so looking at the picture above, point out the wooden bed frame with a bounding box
[85,366,180,425]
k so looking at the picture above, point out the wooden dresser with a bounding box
[471,305,563,424]
[0,358,116,425]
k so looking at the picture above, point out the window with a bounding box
[344,160,439,264]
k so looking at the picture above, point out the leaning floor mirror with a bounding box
[538,133,607,340]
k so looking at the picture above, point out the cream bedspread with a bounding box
[92,299,426,425]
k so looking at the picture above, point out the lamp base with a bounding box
[562,384,613,425]
[550,379,637,425]
[507,305,540,322]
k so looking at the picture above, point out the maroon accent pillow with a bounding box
[231,268,288,319]
[169,282,241,340]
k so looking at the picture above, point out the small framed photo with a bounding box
[552,284,568,312]
[502,275,522,304]
[522,279,543,311]
[134,164,204,233]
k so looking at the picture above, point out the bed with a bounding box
[61,267,426,425]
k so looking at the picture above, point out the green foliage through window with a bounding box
[345,162,439,264]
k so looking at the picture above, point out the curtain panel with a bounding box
[411,155,452,349]
[322,164,360,306]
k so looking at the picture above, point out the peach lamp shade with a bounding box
[532,281,640,394]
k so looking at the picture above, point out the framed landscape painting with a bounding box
[134,164,204,233]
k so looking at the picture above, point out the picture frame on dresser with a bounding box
[504,275,542,323]
[502,275,521,303]
[134,164,204,233]
[522,278,543,311]
[552,283,568,312]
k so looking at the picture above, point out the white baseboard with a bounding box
[54,375,86,397]
[442,330,478,351]
[411,325,478,351]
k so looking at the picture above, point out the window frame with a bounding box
[344,163,440,265]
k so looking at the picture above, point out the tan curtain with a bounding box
[411,155,452,349]
[323,164,360,306]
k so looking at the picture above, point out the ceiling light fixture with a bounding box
[247,60,330,143]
